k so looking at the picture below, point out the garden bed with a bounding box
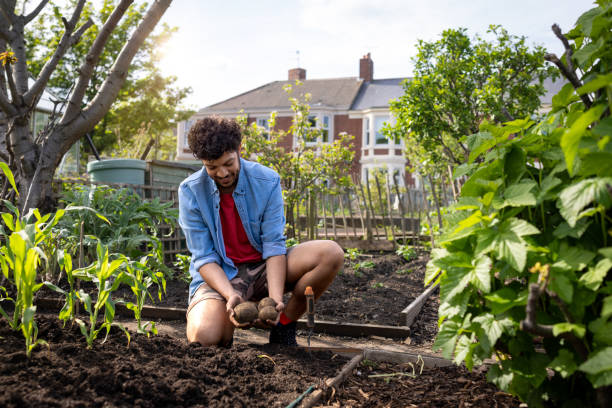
[0,316,348,408]
[318,359,521,408]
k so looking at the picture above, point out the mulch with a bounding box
[319,360,521,408]
[0,316,347,408]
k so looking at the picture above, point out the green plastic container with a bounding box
[87,159,146,185]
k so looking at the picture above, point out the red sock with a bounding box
[279,312,293,325]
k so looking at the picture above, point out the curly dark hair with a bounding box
[187,116,242,160]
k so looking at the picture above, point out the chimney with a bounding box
[359,53,373,82]
[288,68,306,81]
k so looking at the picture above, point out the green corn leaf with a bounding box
[0,161,19,196]
[43,281,66,295]
[579,258,612,291]
[553,322,586,338]
[550,349,578,378]
[561,104,606,176]
[558,177,612,227]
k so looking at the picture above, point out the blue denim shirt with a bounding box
[178,158,287,301]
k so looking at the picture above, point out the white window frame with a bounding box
[256,117,270,140]
[304,112,332,145]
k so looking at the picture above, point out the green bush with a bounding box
[428,4,612,407]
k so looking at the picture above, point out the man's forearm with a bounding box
[199,263,238,301]
[266,255,286,303]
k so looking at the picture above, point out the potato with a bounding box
[234,302,258,324]
[258,305,278,322]
[258,297,277,311]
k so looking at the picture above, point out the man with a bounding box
[179,116,343,347]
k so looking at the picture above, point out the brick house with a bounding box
[176,54,415,186]
[175,54,563,188]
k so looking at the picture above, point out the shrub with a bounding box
[428,4,612,406]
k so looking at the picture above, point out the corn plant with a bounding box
[43,250,78,326]
[120,255,165,336]
[73,241,129,348]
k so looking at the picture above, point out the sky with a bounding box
[156,0,595,111]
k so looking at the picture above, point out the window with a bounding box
[364,117,370,146]
[32,110,49,137]
[304,113,332,144]
[374,116,388,145]
[256,118,270,139]
[183,119,195,149]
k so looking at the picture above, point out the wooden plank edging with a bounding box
[400,283,439,327]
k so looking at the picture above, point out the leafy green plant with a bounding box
[371,282,384,289]
[120,255,165,336]
[73,241,129,348]
[396,268,413,276]
[344,248,362,262]
[172,253,191,283]
[428,4,612,406]
[57,184,176,278]
[396,245,417,261]
[353,260,375,277]
[0,203,67,356]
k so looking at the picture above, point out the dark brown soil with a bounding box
[319,360,521,408]
[40,251,440,345]
[0,316,347,408]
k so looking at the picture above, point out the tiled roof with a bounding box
[199,77,364,113]
[350,78,410,110]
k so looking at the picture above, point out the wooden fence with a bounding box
[56,173,455,261]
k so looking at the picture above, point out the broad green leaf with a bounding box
[558,177,612,227]
[553,219,590,239]
[537,174,562,204]
[553,322,586,338]
[586,370,612,388]
[577,73,612,95]
[603,296,612,319]
[433,319,460,359]
[550,349,578,378]
[504,147,526,184]
[476,218,538,272]
[492,181,537,209]
[552,83,578,109]
[589,316,612,345]
[469,255,492,293]
[453,334,475,369]
[549,271,574,303]
[599,247,612,259]
[592,117,612,138]
[485,288,528,315]
[555,245,596,271]
[487,364,513,392]
[579,347,612,375]
[579,258,612,291]
[561,104,606,176]
[473,313,513,351]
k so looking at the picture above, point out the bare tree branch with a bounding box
[551,24,574,74]
[23,0,87,106]
[63,0,134,122]
[4,64,19,104]
[0,1,14,26]
[24,0,49,24]
[520,283,588,360]
[0,86,15,114]
[66,0,172,140]
[545,52,592,110]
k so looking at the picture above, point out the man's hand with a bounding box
[227,293,251,328]
[254,300,285,329]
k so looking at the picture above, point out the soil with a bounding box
[38,251,440,346]
[319,360,521,408]
[0,316,348,408]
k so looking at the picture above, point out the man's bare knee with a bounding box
[322,240,344,272]
[188,324,231,347]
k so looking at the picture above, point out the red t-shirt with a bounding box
[219,192,262,264]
